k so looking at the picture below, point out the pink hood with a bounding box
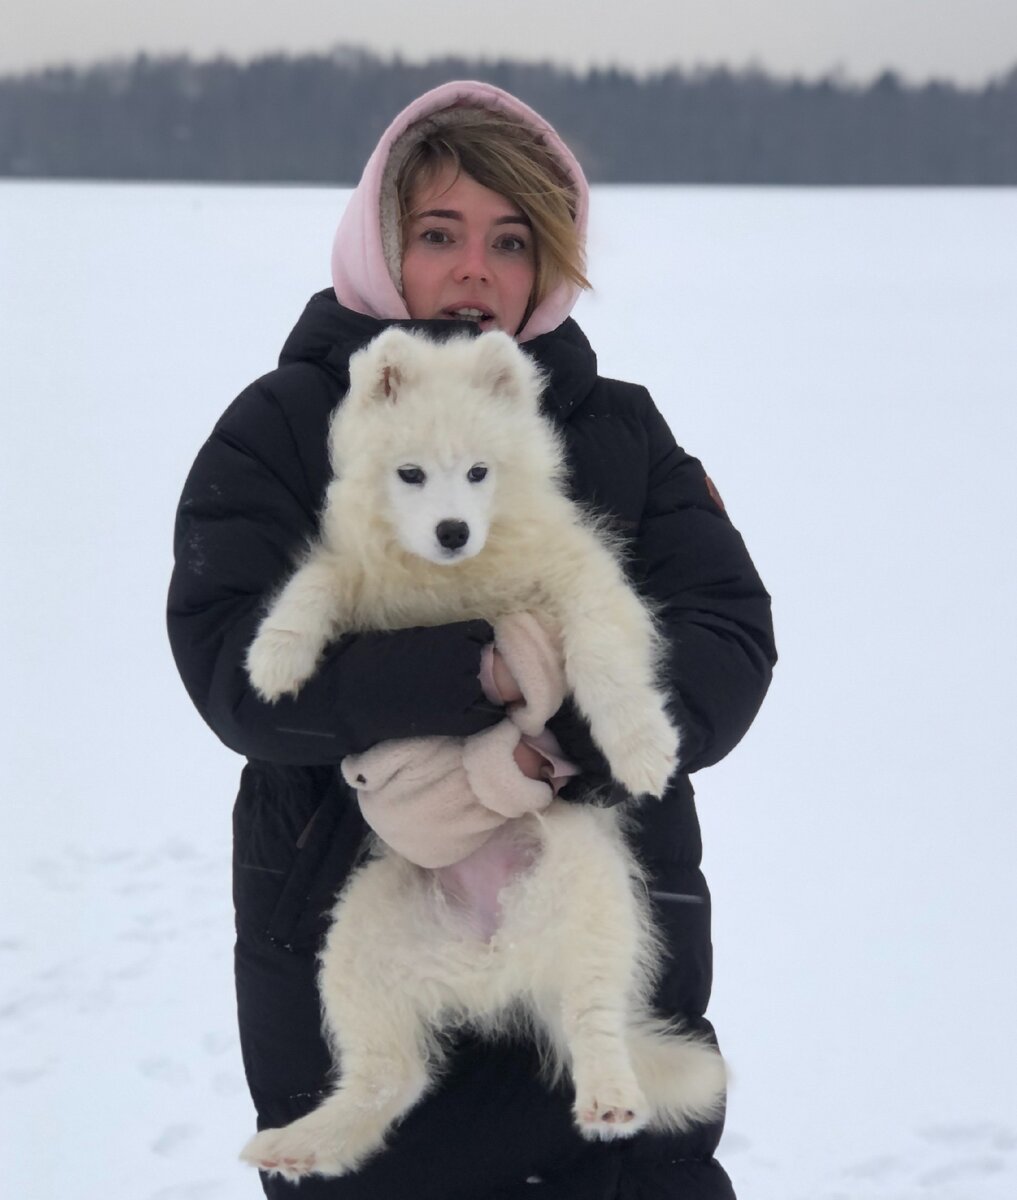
[330,81,589,343]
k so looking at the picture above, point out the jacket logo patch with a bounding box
[704,474,726,513]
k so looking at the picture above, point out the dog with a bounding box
[240,327,727,1180]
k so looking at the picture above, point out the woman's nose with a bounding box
[452,239,489,283]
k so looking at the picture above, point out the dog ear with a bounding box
[378,364,400,401]
[471,332,542,411]
[348,328,417,405]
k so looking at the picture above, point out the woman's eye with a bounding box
[398,466,426,485]
[467,465,488,483]
[496,235,527,253]
[421,229,450,246]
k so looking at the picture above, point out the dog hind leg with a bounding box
[240,866,437,1180]
[532,813,651,1140]
[239,963,433,1180]
[625,1019,728,1133]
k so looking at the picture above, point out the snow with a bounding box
[2,179,1016,1199]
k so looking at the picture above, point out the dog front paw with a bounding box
[596,705,680,799]
[246,627,321,701]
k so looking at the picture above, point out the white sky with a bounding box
[4,0,1017,84]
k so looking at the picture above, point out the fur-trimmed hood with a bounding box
[330,81,590,343]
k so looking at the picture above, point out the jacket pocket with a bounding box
[233,763,368,955]
[265,775,369,954]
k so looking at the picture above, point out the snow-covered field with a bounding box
[2,179,1016,1200]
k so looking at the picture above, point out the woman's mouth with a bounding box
[442,306,497,328]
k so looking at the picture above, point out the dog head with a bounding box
[333,329,561,566]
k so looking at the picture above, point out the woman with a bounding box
[168,81,776,1199]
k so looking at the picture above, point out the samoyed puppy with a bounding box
[241,328,726,1180]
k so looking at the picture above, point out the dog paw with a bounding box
[246,628,320,701]
[596,706,679,798]
[240,1124,346,1181]
[574,1079,650,1141]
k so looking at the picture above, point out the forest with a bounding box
[2,47,1015,184]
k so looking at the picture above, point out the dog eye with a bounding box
[467,465,488,483]
[397,466,425,485]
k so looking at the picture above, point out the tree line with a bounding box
[1,47,1015,184]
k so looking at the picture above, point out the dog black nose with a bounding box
[436,520,469,550]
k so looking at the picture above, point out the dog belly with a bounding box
[433,822,542,940]
[322,807,651,1045]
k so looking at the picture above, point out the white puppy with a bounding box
[241,328,726,1180]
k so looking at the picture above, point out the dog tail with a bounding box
[627,1019,728,1132]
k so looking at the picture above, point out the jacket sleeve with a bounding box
[549,392,776,793]
[166,380,501,766]
[633,395,776,774]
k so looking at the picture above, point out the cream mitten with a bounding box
[342,738,503,868]
[492,612,567,736]
[461,719,554,818]
[341,724,553,869]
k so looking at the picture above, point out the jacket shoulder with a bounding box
[216,362,339,440]
[594,375,652,401]
[205,362,341,518]
[585,376,670,454]
[597,380,726,519]
[586,375,653,416]
[582,376,701,492]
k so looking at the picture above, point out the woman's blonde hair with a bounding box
[396,115,591,318]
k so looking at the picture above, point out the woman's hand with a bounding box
[342,611,575,870]
[342,721,556,868]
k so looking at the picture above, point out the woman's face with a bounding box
[401,163,536,336]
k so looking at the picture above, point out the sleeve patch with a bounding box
[704,474,726,513]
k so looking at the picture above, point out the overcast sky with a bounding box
[4,0,1017,84]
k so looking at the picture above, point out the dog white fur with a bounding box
[240,328,726,1180]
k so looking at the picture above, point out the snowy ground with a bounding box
[2,180,1016,1200]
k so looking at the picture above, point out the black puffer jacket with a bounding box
[167,289,776,1200]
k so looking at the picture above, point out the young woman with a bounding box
[168,81,776,1200]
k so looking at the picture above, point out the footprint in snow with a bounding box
[139,1056,190,1085]
[70,846,136,866]
[841,1154,902,1180]
[30,858,80,892]
[146,1181,222,1199]
[917,1121,1017,1155]
[151,1123,199,1157]
[917,1156,1006,1187]
[200,1030,235,1055]
[107,956,155,980]
[212,1070,245,1096]
[1,1064,50,1086]
[919,1121,1003,1144]
[117,879,163,896]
